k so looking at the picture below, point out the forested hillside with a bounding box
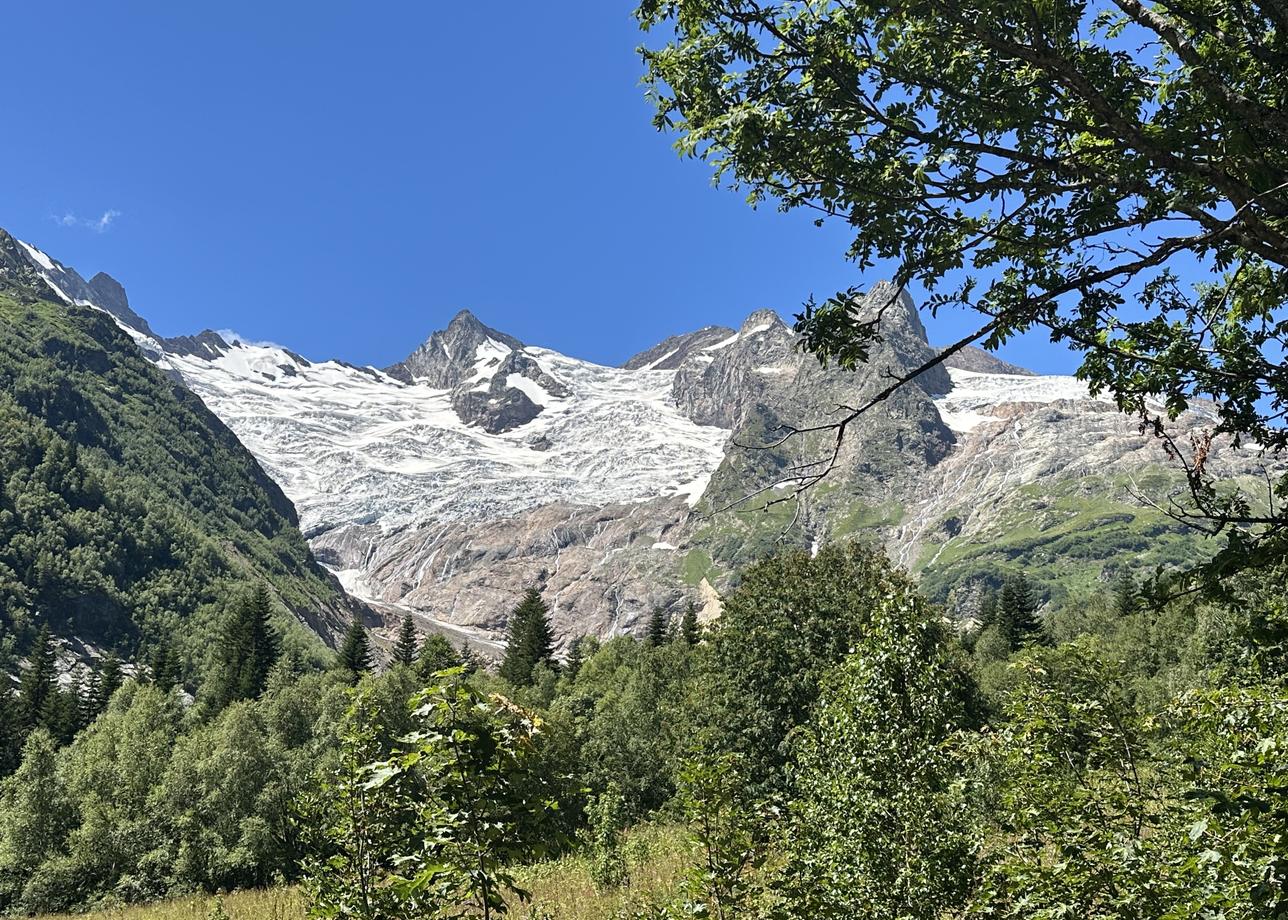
[0,284,356,672]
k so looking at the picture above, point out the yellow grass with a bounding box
[32,824,690,920]
[513,823,690,918]
[31,887,303,920]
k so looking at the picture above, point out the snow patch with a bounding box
[16,239,56,272]
[934,368,1092,433]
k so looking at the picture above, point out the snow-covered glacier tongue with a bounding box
[149,315,735,647]
[158,317,732,538]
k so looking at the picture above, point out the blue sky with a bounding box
[1,2,1075,372]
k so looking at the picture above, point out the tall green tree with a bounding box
[499,588,554,688]
[774,582,979,919]
[0,730,73,912]
[1113,568,1139,619]
[18,626,56,733]
[999,573,1043,649]
[678,603,700,646]
[391,614,418,668]
[636,0,1288,580]
[206,586,280,710]
[148,643,180,692]
[336,618,372,682]
[93,653,123,714]
[645,608,668,648]
[711,543,932,788]
[415,634,461,681]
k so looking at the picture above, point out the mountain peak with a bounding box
[739,309,787,335]
[623,324,738,371]
[0,229,154,337]
[385,310,524,386]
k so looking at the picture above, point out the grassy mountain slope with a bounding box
[0,285,356,666]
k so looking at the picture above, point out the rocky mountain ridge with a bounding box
[6,230,1276,649]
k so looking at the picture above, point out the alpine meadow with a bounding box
[0,2,1286,918]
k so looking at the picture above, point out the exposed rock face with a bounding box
[0,231,155,336]
[162,330,232,359]
[623,325,738,371]
[941,345,1035,376]
[385,309,524,387]
[313,498,695,648]
[451,381,543,433]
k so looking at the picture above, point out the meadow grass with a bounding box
[32,824,690,920]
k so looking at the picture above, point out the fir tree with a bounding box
[499,588,554,687]
[646,607,669,647]
[336,618,372,682]
[678,603,700,646]
[1113,569,1138,619]
[392,613,419,668]
[19,625,57,731]
[207,585,281,710]
[999,573,1043,649]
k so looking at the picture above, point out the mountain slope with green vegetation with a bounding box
[0,285,357,673]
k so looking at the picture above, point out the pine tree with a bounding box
[499,588,554,687]
[392,613,419,667]
[999,573,1043,649]
[207,585,281,710]
[678,603,700,646]
[1113,568,1138,618]
[646,607,669,647]
[18,625,57,731]
[336,618,372,682]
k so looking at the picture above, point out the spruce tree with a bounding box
[149,642,180,692]
[564,635,588,680]
[337,618,372,682]
[392,613,419,667]
[19,625,57,731]
[1113,569,1138,619]
[79,667,101,727]
[95,652,123,712]
[999,573,1043,649]
[678,603,700,646]
[499,588,554,687]
[207,585,281,709]
[41,689,80,745]
[977,589,999,630]
[646,607,668,647]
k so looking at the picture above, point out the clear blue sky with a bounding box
[0,2,1074,372]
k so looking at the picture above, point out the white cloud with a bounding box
[215,329,283,349]
[52,209,121,233]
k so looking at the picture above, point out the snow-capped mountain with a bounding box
[155,316,729,536]
[6,230,1274,645]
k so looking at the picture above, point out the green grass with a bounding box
[30,826,691,920]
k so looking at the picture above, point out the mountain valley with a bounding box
[3,229,1275,650]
